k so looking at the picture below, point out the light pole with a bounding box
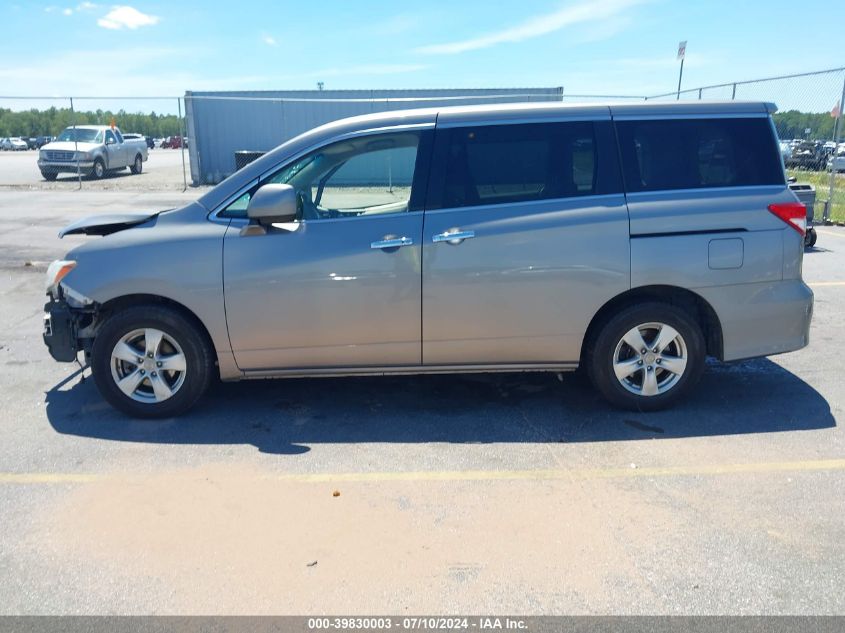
[676,40,687,100]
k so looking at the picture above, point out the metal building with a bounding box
[184,88,564,185]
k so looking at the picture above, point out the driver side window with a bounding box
[221,131,425,220]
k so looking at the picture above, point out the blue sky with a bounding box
[0,0,842,112]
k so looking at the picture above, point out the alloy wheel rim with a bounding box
[612,321,688,397]
[110,328,187,404]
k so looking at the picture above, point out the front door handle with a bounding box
[371,236,413,250]
[432,229,475,245]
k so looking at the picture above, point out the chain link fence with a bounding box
[0,96,190,191]
[646,67,845,224]
[2,68,844,223]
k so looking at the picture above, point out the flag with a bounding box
[832,101,841,118]
[677,41,687,60]
[110,116,116,130]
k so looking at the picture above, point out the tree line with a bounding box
[773,109,841,141]
[0,107,183,138]
[1,104,842,143]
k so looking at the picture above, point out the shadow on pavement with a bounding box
[45,358,835,455]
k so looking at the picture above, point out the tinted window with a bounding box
[430,121,600,210]
[616,118,784,192]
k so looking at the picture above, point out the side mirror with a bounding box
[106,137,115,145]
[247,183,298,225]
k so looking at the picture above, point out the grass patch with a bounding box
[786,169,845,223]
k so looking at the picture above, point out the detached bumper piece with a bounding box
[43,300,79,362]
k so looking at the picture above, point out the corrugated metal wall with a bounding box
[184,88,564,185]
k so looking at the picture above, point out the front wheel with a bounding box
[41,170,58,181]
[91,305,214,418]
[91,158,105,179]
[586,302,705,411]
[129,154,143,174]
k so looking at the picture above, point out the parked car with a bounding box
[1,137,29,151]
[37,125,148,180]
[145,136,155,149]
[785,140,826,170]
[35,136,54,149]
[42,100,813,418]
[25,137,39,150]
[829,154,845,173]
[161,135,185,149]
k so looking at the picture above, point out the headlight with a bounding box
[45,259,76,296]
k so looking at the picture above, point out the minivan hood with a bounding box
[59,211,162,237]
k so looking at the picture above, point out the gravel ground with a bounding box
[0,187,843,615]
[0,148,190,191]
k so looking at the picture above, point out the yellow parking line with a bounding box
[809,281,845,287]
[1,459,844,485]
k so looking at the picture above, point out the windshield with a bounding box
[56,128,102,143]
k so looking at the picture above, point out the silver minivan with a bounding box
[43,101,814,418]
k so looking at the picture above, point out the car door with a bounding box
[104,129,121,168]
[113,129,130,165]
[422,113,630,366]
[223,129,433,371]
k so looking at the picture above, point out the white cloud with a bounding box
[48,2,98,15]
[262,34,278,47]
[97,5,159,30]
[416,0,648,55]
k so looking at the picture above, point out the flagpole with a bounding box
[825,74,845,224]
[677,57,684,100]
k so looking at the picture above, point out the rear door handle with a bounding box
[370,236,413,250]
[432,229,475,244]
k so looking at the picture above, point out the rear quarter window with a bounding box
[616,117,784,193]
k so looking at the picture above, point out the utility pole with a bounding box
[676,41,687,100]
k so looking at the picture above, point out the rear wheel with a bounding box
[129,154,143,174]
[41,170,57,181]
[91,305,214,418]
[586,302,705,411]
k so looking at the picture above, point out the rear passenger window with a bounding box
[616,118,783,192]
[431,122,600,210]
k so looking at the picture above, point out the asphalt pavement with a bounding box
[0,189,843,615]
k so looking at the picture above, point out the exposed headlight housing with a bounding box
[45,259,76,297]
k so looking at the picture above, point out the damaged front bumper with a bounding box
[42,292,97,363]
[43,298,80,362]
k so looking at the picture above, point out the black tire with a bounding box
[806,228,818,248]
[129,154,143,175]
[41,170,58,181]
[90,305,214,418]
[91,158,106,179]
[586,302,705,411]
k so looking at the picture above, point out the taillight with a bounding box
[768,202,806,236]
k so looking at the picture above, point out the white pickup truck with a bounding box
[38,125,148,181]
